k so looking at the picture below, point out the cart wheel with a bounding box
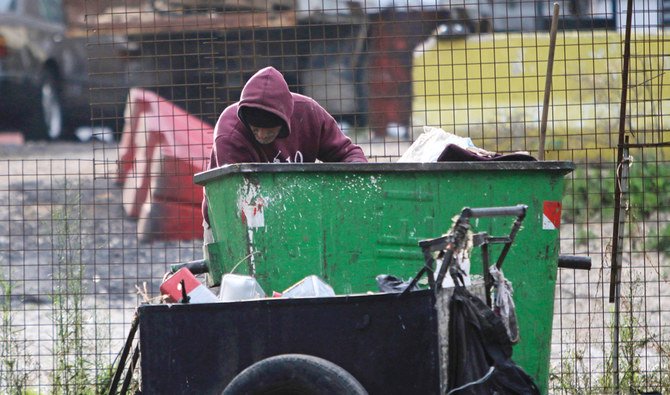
[222,354,368,395]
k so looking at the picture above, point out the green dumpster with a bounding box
[195,161,574,393]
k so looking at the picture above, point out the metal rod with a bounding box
[435,243,457,290]
[462,204,527,219]
[170,259,209,274]
[610,0,636,386]
[402,249,437,296]
[611,142,631,394]
[538,2,560,160]
[107,312,139,395]
[120,344,141,395]
[610,0,635,305]
[482,243,492,306]
[621,141,670,148]
[494,211,527,269]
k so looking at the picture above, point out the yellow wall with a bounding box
[413,31,670,156]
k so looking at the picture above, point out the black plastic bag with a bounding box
[375,274,418,293]
[438,144,537,162]
[447,286,540,395]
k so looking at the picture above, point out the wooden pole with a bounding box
[539,3,560,160]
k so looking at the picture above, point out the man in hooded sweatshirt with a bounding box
[202,66,367,237]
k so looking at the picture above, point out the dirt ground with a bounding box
[0,137,408,379]
[1,140,202,388]
[2,140,667,391]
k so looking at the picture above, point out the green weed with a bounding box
[50,191,91,394]
[575,228,598,247]
[563,156,670,223]
[550,277,669,394]
[0,274,36,394]
[648,223,670,258]
[48,185,113,395]
[549,349,593,393]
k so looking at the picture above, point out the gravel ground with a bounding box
[1,141,201,299]
[1,141,202,387]
[0,138,413,387]
[2,140,668,391]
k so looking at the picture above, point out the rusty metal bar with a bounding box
[609,0,636,387]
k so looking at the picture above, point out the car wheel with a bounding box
[24,70,64,140]
[222,354,368,395]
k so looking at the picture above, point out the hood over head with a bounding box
[237,67,293,138]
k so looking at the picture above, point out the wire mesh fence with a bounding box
[1,0,669,392]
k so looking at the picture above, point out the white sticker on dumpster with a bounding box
[241,199,265,228]
[542,201,561,230]
[239,182,266,228]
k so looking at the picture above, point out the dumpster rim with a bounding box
[194,161,575,185]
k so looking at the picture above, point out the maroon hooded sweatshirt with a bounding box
[202,66,367,224]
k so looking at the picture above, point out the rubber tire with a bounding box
[222,354,368,395]
[24,70,64,141]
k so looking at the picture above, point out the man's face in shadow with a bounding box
[250,125,282,144]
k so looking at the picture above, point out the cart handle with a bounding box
[170,259,209,275]
[462,204,527,219]
[431,204,528,297]
[557,255,591,270]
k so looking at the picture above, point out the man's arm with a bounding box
[203,125,259,225]
[212,132,262,166]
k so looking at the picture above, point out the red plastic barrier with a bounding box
[137,197,204,242]
[117,88,213,241]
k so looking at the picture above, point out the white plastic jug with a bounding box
[281,275,336,298]
[218,274,266,302]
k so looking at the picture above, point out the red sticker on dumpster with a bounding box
[543,201,561,230]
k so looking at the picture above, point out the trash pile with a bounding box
[159,268,337,304]
[123,203,542,394]
[398,126,536,163]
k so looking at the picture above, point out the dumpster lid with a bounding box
[194,161,574,186]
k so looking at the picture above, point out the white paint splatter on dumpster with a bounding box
[238,180,268,229]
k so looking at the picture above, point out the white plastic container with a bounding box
[218,274,266,302]
[281,275,336,298]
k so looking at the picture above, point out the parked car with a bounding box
[0,0,88,140]
[0,0,132,141]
